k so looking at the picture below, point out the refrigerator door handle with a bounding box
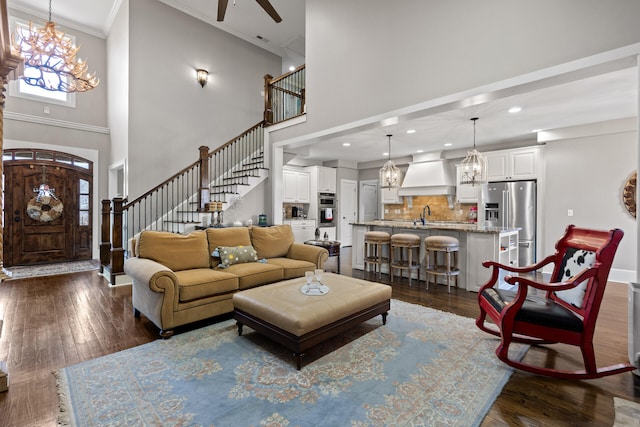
[502,190,510,230]
[519,241,530,248]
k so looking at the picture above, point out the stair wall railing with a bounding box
[101,121,266,283]
[264,64,305,125]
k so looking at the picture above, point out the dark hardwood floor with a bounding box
[0,249,638,426]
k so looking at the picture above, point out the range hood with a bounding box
[398,159,456,196]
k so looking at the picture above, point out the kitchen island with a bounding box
[352,220,519,292]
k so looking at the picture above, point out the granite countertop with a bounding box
[351,220,520,234]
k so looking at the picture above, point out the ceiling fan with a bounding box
[217,0,283,23]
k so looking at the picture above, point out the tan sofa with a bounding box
[124,225,329,337]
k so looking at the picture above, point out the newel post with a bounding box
[110,197,125,278]
[198,145,210,211]
[263,74,273,124]
[100,199,112,273]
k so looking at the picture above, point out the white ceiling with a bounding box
[7,0,638,164]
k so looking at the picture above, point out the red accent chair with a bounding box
[476,224,635,379]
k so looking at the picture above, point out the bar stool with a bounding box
[363,231,390,277]
[424,235,460,293]
[390,233,421,285]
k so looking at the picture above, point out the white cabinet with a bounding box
[466,230,519,292]
[485,147,540,181]
[456,164,480,203]
[283,169,310,203]
[285,220,316,243]
[381,187,402,204]
[306,166,337,193]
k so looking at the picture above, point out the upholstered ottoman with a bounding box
[233,273,391,369]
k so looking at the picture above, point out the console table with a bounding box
[304,240,341,273]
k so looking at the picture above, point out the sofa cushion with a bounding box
[222,262,283,290]
[250,225,294,259]
[215,245,259,267]
[175,268,239,302]
[206,227,252,267]
[267,257,316,280]
[138,230,209,272]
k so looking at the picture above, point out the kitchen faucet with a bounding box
[420,205,431,225]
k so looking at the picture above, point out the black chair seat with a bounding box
[481,288,584,333]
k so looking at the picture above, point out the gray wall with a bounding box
[107,0,129,168]
[542,126,637,277]
[272,0,640,143]
[126,0,281,198]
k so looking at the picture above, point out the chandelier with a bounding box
[460,117,487,186]
[379,134,401,189]
[13,0,99,93]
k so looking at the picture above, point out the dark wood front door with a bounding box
[3,149,93,267]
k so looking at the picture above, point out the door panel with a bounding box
[3,150,93,267]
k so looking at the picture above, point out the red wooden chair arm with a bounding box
[482,254,556,274]
[477,254,557,293]
[505,265,599,292]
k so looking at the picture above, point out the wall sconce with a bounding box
[196,69,209,87]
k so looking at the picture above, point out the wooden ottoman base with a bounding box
[232,273,391,369]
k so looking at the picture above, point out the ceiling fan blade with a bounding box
[255,0,282,23]
[217,0,229,21]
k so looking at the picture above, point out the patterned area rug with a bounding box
[613,397,640,426]
[55,300,527,426]
[4,260,100,280]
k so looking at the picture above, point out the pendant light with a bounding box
[460,117,487,186]
[379,134,401,189]
[13,0,99,92]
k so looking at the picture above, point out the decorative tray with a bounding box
[300,284,330,296]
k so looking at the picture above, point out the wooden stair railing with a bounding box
[264,64,305,125]
[101,121,266,283]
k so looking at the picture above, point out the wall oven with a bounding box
[318,192,336,227]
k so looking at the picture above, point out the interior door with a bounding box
[3,149,93,267]
[359,181,378,221]
[339,179,358,246]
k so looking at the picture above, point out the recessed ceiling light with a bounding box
[416,149,424,153]
[508,106,522,113]
[406,129,416,134]
[444,143,453,147]
[342,142,351,147]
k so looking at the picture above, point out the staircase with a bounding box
[101,65,306,285]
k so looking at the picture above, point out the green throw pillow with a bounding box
[213,245,258,267]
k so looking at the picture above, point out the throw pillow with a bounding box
[250,225,294,259]
[554,247,596,308]
[138,230,209,272]
[214,245,259,267]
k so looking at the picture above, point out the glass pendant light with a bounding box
[460,117,487,186]
[379,134,401,189]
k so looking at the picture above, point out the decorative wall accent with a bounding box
[623,171,636,218]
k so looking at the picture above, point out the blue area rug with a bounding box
[55,300,527,426]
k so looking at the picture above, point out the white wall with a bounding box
[126,0,281,198]
[542,125,637,281]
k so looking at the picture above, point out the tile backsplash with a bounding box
[383,195,476,222]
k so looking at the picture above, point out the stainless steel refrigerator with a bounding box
[481,180,536,267]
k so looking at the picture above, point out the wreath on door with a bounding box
[26,166,64,222]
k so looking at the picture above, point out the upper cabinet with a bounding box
[283,169,311,203]
[485,147,541,181]
[306,166,337,193]
[381,187,402,204]
[455,164,481,203]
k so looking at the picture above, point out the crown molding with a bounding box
[5,111,110,134]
